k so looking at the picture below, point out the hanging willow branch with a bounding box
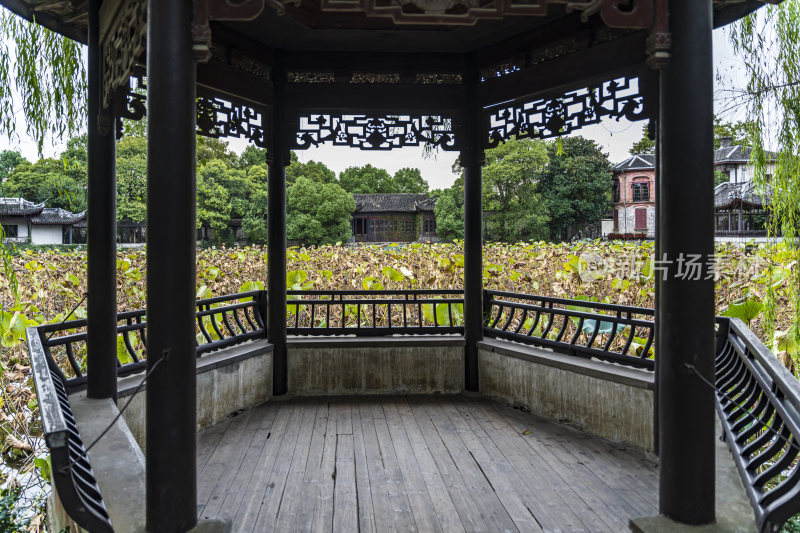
[730,0,800,364]
[0,8,86,154]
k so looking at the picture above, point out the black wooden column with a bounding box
[145,1,198,531]
[269,51,288,396]
[463,53,482,392]
[658,0,716,524]
[86,0,117,400]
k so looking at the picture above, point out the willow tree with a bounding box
[0,9,86,154]
[730,0,800,367]
[0,7,85,302]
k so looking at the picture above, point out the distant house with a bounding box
[1,197,86,245]
[351,193,438,243]
[610,137,776,240]
[610,154,656,239]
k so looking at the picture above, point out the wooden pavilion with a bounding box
[10,1,800,532]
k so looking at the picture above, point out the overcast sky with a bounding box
[0,26,746,191]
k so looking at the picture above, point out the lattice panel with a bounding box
[115,76,269,148]
[486,76,645,147]
[197,97,269,148]
[102,0,147,109]
[293,114,458,151]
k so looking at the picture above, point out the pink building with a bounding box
[611,154,656,238]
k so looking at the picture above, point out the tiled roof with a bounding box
[353,193,434,213]
[714,181,772,209]
[0,197,45,217]
[612,154,655,172]
[31,208,86,225]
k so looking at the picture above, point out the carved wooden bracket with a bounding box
[193,0,266,63]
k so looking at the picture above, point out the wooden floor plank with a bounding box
[439,399,543,532]
[296,400,331,533]
[234,402,301,533]
[333,433,359,532]
[209,403,280,525]
[194,396,660,533]
[311,398,338,533]
[458,397,613,533]
[358,399,396,533]
[393,398,466,533]
[352,398,377,533]
[407,397,491,533]
[382,398,444,533]
[417,398,519,533]
[370,399,418,532]
[201,404,277,520]
[273,400,320,532]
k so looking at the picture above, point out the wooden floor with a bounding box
[197,396,658,532]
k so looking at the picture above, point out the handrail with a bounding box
[715,318,800,533]
[286,289,464,336]
[27,327,114,533]
[483,290,655,370]
[41,291,266,390]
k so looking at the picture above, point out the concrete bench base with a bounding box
[478,338,655,451]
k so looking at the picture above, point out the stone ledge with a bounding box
[117,339,273,398]
[478,338,654,390]
[288,334,465,349]
[67,395,146,533]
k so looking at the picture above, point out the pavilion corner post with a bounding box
[657,0,716,525]
[86,0,118,400]
[462,52,482,392]
[145,1,198,531]
[268,50,288,396]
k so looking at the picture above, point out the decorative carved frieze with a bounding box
[196,96,270,148]
[486,76,645,146]
[101,0,146,109]
[115,76,270,148]
[292,114,458,151]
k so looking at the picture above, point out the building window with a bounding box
[613,210,619,232]
[612,179,620,203]
[632,182,650,202]
[635,208,647,230]
[1,224,18,238]
[353,217,368,235]
[423,217,436,234]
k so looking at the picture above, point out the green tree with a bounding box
[482,137,550,242]
[236,145,267,169]
[0,10,86,153]
[196,136,237,167]
[629,124,655,155]
[61,134,88,186]
[540,136,613,241]
[4,158,86,211]
[116,135,148,222]
[393,167,429,193]
[433,176,464,242]
[338,164,394,193]
[714,170,730,187]
[287,157,336,186]
[287,177,355,246]
[196,160,233,241]
[731,2,800,353]
[0,150,26,194]
[713,117,753,149]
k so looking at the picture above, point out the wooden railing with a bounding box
[715,318,800,532]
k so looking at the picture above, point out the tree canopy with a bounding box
[539,137,612,241]
[287,177,355,246]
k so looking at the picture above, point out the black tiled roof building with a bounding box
[352,193,438,243]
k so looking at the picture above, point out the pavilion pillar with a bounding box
[268,51,288,396]
[657,0,715,525]
[462,53,482,392]
[145,1,198,531]
[86,0,117,400]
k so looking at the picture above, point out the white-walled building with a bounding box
[1,198,86,245]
